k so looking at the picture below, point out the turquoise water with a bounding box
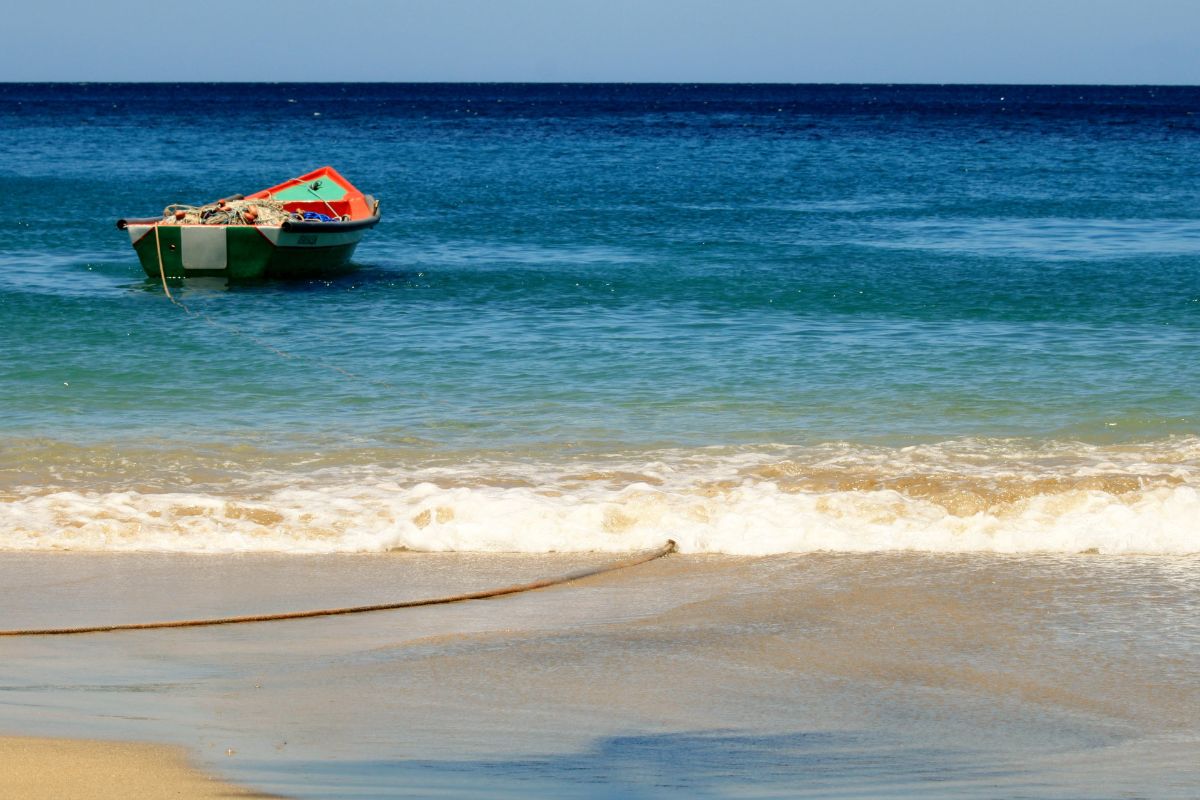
[1,84,1199,554]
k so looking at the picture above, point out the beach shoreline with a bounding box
[0,735,281,799]
[1,550,1196,797]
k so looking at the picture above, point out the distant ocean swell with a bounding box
[3,438,1197,555]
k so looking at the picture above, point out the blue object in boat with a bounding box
[302,211,334,222]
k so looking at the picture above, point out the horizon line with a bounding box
[3,80,1199,88]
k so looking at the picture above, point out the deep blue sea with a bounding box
[1,83,1199,554]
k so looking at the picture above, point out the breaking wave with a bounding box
[2,438,1198,555]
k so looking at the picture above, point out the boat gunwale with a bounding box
[116,211,381,234]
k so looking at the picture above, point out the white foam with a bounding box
[3,440,1199,555]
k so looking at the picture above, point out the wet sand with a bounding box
[0,736,277,798]
[1,551,1198,797]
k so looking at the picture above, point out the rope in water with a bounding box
[153,223,174,302]
[0,541,676,637]
[146,179,387,387]
[149,223,368,382]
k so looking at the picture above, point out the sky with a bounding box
[4,0,1199,84]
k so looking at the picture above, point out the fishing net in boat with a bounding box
[159,198,299,226]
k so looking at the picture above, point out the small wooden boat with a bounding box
[117,167,380,280]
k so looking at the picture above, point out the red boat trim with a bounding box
[280,211,382,234]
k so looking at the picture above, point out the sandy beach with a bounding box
[0,736,277,798]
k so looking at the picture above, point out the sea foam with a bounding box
[3,439,1198,555]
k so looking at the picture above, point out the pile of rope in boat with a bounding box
[159,198,297,226]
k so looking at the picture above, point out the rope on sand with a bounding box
[0,541,677,637]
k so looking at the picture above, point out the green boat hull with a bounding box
[128,224,364,280]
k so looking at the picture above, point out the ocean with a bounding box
[0,83,1198,797]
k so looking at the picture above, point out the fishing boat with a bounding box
[117,167,380,280]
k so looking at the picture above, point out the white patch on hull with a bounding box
[180,225,228,271]
[126,224,154,246]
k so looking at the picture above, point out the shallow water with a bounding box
[0,552,1197,797]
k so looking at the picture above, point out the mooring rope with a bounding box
[0,541,676,637]
[148,222,372,385]
[153,224,174,302]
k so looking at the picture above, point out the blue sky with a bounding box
[5,0,1199,83]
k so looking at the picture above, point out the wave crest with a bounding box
[3,438,1199,555]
